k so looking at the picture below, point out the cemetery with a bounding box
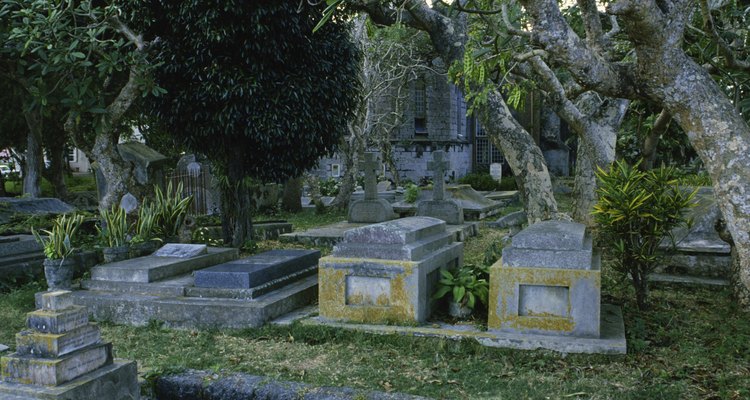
[1,1,749,399]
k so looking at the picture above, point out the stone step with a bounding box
[333,231,455,261]
[341,217,446,245]
[0,252,45,268]
[193,249,320,289]
[15,324,101,358]
[1,342,112,386]
[70,275,319,329]
[0,236,20,243]
[80,277,188,297]
[90,247,238,283]
[0,236,42,258]
[26,306,89,334]
[0,361,138,400]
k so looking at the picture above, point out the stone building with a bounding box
[312,59,570,184]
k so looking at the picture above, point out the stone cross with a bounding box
[428,151,450,201]
[361,152,380,201]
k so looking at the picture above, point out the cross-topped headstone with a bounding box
[361,152,380,201]
[428,151,450,201]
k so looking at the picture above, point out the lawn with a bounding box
[0,197,748,399]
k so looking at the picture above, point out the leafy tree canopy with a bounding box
[131,0,361,183]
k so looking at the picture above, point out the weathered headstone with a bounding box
[194,249,320,290]
[348,153,395,223]
[489,221,601,338]
[319,217,463,324]
[416,151,464,225]
[119,192,139,215]
[0,291,139,399]
[377,181,392,192]
[153,243,208,258]
[490,163,503,182]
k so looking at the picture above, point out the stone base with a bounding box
[0,360,139,400]
[304,304,626,355]
[416,200,464,225]
[64,275,319,329]
[347,199,395,223]
[2,343,112,386]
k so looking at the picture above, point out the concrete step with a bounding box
[0,235,42,258]
[90,247,238,283]
[70,275,319,329]
[0,252,45,267]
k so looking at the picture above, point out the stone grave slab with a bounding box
[90,246,237,283]
[445,185,504,220]
[319,217,463,324]
[0,198,76,225]
[194,249,320,289]
[1,291,140,399]
[0,235,45,286]
[657,187,732,279]
[489,221,601,338]
[0,344,8,353]
[153,243,207,258]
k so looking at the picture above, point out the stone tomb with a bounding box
[319,217,463,324]
[192,249,320,298]
[0,291,139,399]
[348,153,395,223]
[416,151,464,225]
[489,221,601,338]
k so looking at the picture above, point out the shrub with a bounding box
[458,172,502,191]
[404,184,420,203]
[153,182,193,238]
[32,214,84,259]
[432,265,489,310]
[593,160,696,310]
[97,205,129,248]
[319,177,340,197]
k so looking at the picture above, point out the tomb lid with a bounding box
[117,142,168,168]
[342,216,445,245]
[511,221,586,251]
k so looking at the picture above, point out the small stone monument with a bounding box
[348,153,395,223]
[416,151,464,225]
[0,291,139,399]
[488,221,601,338]
[319,217,463,324]
[490,163,502,183]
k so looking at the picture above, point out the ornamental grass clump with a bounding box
[593,160,696,310]
[32,214,84,259]
[97,205,129,248]
[153,182,193,238]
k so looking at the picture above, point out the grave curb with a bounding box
[154,369,431,400]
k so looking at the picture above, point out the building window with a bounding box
[67,148,77,163]
[331,164,341,178]
[414,79,427,136]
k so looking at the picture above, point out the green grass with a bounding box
[3,173,95,196]
[1,192,748,398]
[2,279,748,399]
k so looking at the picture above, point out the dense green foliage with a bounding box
[97,205,129,248]
[593,161,696,309]
[458,172,516,191]
[132,0,360,183]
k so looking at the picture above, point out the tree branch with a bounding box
[699,0,750,72]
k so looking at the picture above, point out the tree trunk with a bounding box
[22,110,43,198]
[221,154,253,247]
[480,89,559,222]
[281,176,302,213]
[645,54,750,307]
[91,131,132,212]
[42,128,69,200]
[572,145,598,225]
[641,109,670,171]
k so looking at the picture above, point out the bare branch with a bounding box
[577,0,604,51]
[515,49,547,62]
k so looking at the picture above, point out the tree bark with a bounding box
[641,109,671,171]
[42,124,69,200]
[519,0,750,307]
[221,153,253,247]
[22,110,43,198]
[281,176,302,213]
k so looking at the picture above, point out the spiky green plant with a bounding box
[32,214,84,259]
[153,182,193,238]
[131,201,158,244]
[97,205,129,248]
[593,160,696,310]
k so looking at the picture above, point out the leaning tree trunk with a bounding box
[480,89,559,222]
[22,110,43,198]
[90,131,133,212]
[645,53,750,307]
